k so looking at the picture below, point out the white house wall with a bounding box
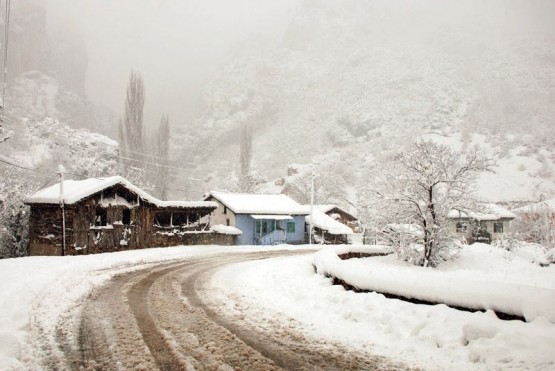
[289,216,306,243]
[449,219,512,241]
[209,199,236,227]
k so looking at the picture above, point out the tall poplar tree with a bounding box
[118,71,146,181]
[156,115,170,200]
[240,122,252,177]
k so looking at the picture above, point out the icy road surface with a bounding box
[49,250,409,370]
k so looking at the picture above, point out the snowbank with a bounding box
[211,224,243,235]
[211,248,555,371]
[313,244,555,322]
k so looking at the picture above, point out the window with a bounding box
[255,220,277,235]
[226,218,230,226]
[155,212,172,227]
[456,222,467,232]
[223,206,227,214]
[287,221,296,233]
[174,212,195,226]
[122,209,131,225]
[494,222,504,233]
[95,208,107,226]
[155,212,197,227]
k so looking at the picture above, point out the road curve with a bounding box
[53,250,410,370]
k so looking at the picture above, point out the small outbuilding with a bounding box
[25,176,230,256]
[305,209,354,244]
[315,205,361,233]
[448,203,516,243]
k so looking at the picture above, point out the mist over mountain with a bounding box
[3,0,116,136]
[177,0,555,204]
[2,0,555,206]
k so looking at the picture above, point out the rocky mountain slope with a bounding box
[176,0,555,205]
[3,0,116,136]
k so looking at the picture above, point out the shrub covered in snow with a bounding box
[360,140,492,267]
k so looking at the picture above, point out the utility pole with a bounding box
[58,165,66,256]
[309,167,315,244]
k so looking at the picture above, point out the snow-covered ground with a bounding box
[1,243,554,370]
[210,243,555,371]
[0,245,302,369]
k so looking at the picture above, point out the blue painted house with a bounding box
[205,191,309,245]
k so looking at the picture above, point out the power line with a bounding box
[0,157,56,176]
[65,171,207,195]
[32,174,58,193]
[0,120,210,185]
[3,115,231,173]
[120,148,229,170]
[0,108,232,173]
[0,156,209,197]
[119,155,206,174]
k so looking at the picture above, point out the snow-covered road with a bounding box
[0,246,410,370]
[2,244,553,370]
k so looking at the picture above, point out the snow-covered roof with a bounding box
[250,214,293,220]
[206,191,308,215]
[25,176,218,209]
[448,203,516,221]
[512,198,555,214]
[306,209,354,235]
[316,204,336,213]
[316,205,357,220]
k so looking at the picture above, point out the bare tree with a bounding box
[363,140,493,267]
[117,118,127,174]
[512,200,555,252]
[284,167,348,206]
[0,166,36,258]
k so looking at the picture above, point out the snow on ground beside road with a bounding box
[210,245,555,371]
[0,245,304,369]
[313,243,555,322]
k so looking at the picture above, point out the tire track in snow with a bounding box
[55,250,411,370]
[186,251,409,371]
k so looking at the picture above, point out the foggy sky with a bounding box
[44,0,296,128]
[41,0,555,130]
